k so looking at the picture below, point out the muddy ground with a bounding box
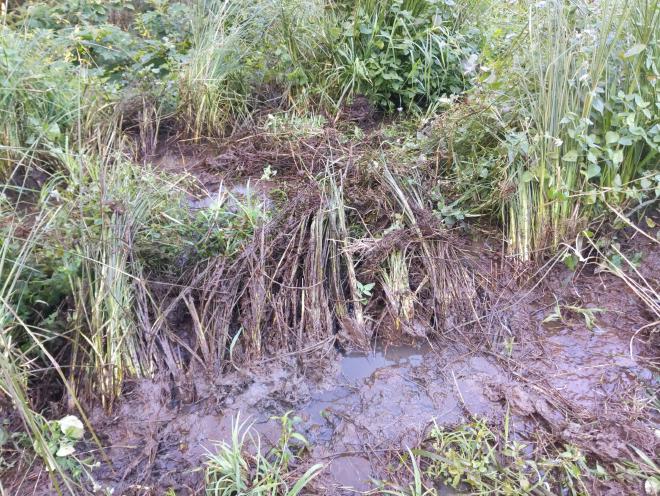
[70,137,658,495]
[7,126,658,495]
[81,257,657,495]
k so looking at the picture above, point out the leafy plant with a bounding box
[204,413,324,496]
[543,301,604,331]
[381,418,625,495]
[356,280,375,305]
[331,0,479,111]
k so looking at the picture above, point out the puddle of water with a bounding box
[301,343,433,445]
[190,181,274,211]
[340,343,429,382]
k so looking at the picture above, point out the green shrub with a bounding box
[330,0,480,111]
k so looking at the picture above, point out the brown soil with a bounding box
[77,254,656,495]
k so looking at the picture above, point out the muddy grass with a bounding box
[6,121,658,495]
[73,134,658,495]
[78,255,656,495]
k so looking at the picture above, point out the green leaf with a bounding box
[562,150,579,162]
[585,163,601,179]
[592,96,604,114]
[287,463,324,496]
[521,171,534,183]
[624,43,646,58]
[605,131,619,144]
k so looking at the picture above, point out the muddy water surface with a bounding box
[92,341,513,494]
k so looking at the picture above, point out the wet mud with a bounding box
[10,130,655,495]
[89,262,658,495]
[78,140,659,496]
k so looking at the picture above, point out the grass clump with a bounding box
[205,413,323,496]
[379,418,659,496]
[0,26,89,178]
[432,0,659,259]
[178,0,479,138]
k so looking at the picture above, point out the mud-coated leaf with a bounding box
[59,415,84,440]
[56,442,76,457]
[645,476,660,495]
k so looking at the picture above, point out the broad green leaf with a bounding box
[586,163,601,179]
[562,150,579,162]
[645,477,660,496]
[521,171,534,183]
[605,131,619,144]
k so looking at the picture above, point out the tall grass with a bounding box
[505,0,659,259]
[61,152,152,410]
[0,197,80,494]
[178,0,260,139]
[0,25,101,179]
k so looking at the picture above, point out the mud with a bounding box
[79,140,658,496]
[7,126,657,495]
[87,265,658,495]
[89,341,506,494]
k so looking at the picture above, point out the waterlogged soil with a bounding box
[11,135,654,495]
[87,258,659,496]
[89,343,500,494]
[81,146,659,494]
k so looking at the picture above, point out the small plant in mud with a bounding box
[376,418,650,495]
[261,164,278,181]
[204,413,323,496]
[31,415,99,483]
[356,280,376,305]
[419,419,542,493]
[543,301,604,331]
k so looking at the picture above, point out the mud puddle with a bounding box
[90,341,513,494]
[86,253,658,495]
